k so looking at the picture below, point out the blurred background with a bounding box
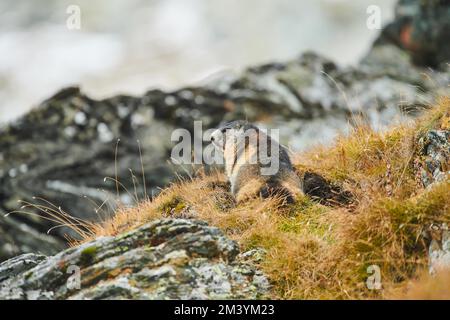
[0,0,395,123]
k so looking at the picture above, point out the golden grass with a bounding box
[77,97,450,299]
[386,269,450,299]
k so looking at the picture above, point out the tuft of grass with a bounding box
[157,195,186,216]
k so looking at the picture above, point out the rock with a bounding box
[302,171,353,206]
[428,224,450,274]
[415,127,450,274]
[237,248,267,264]
[0,0,449,261]
[0,212,62,261]
[0,219,269,300]
[372,0,450,69]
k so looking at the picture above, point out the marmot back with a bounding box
[211,120,303,203]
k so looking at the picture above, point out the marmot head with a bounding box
[210,120,257,153]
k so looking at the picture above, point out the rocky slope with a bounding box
[1,0,449,262]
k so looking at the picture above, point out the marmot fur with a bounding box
[210,120,303,203]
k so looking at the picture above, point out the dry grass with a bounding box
[76,97,450,299]
[386,269,450,299]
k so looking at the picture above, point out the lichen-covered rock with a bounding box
[415,127,450,273]
[428,223,450,274]
[0,253,47,282]
[0,219,269,300]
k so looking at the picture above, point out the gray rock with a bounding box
[0,219,269,300]
[372,0,450,69]
[415,128,450,273]
[0,212,62,261]
[0,253,47,282]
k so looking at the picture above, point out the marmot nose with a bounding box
[211,136,215,141]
